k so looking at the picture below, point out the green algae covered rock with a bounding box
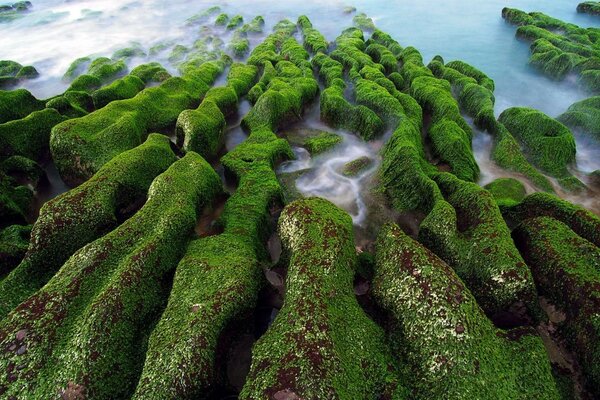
[578,2,600,15]
[177,63,257,158]
[241,198,407,399]
[0,155,44,186]
[0,108,67,161]
[91,74,145,109]
[0,60,38,88]
[313,53,385,140]
[134,129,285,400]
[353,12,375,31]
[63,56,91,81]
[0,152,222,399]
[229,30,250,57]
[298,15,328,54]
[226,14,243,30]
[513,216,600,396]
[419,173,540,321]
[304,131,342,154]
[410,75,479,182]
[0,88,45,124]
[0,224,30,278]
[0,171,32,226]
[374,223,560,399]
[50,59,225,185]
[558,95,600,139]
[130,62,171,84]
[484,177,527,208]
[0,134,177,319]
[340,155,373,176]
[499,107,576,178]
[503,191,600,247]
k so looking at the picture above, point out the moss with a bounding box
[579,68,600,92]
[177,97,226,158]
[558,96,600,138]
[428,119,480,182]
[0,88,45,124]
[304,131,342,154]
[0,108,67,161]
[0,152,222,399]
[578,2,600,15]
[50,59,225,185]
[63,56,91,81]
[366,43,397,73]
[241,198,407,399]
[87,57,127,82]
[499,107,576,178]
[226,14,243,30]
[46,91,92,118]
[489,123,555,192]
[353,12,375,31]
[503,191,600,247]
[0,134,177,318]
[242,67,318,133]
[168,44,189,63]
[229,30,250,57]
[297,15,328,54]
[67,73,101,93]
[410,75,479,182]
[340,156,373,176]
[483,177,527,208]
[0,171,32,226]
[312,53,385,140]
[134,131,288,400]
[240,16,265,34]
[419,172,540,320]
[185,5,220,25]
[0,224,30,279]
[91,75,145,109]
[112,44,146,60]
[227,62,258,98]
[512,216,600,396]
[0,155,44,186]
[0,60,22,76]
[130,62,171,84]
[214,12,228,26]
[15,65,38,79]
[445,60,494,91]
[369,29,404,58]
[373,223,560,399]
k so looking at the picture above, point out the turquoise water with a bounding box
[2,0,599,217]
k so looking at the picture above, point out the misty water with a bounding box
[2,0,600,226]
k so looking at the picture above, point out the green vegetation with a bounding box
[50,58,225,185]
[419,173,540,320]
[558,95,600,139]
[484,177,527,208]
[176,63,257,158]
[374,223,560,399]
[502,7,600,92]
[0,224,30,278]
[241,198,407,399]
[0,60,38,88]
[0,134,177,318]
[578,2,600,15]
[0,153,222,399]
[340,156,373,176]
[298,15,328,54]
[513,217,600,396]
[304,131,342,154]
[499,107,577,180]
[0,88,44,123]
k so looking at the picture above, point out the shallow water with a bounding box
[2,0,600,221]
